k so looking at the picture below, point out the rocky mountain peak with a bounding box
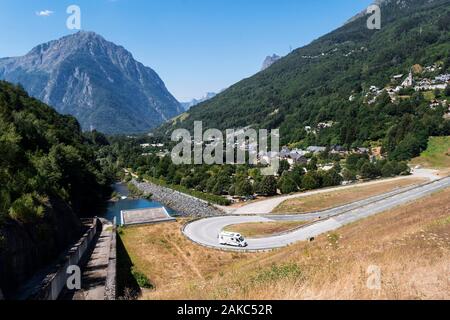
[0,32,183,134]
[261,54,281,71]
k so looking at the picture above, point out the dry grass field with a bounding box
[120,188,450,300]
[224,221,310,238]
[273,178,426,214]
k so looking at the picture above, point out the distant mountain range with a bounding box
[261,54,281,71]
[0,31,183,134]
[181,92,218,110]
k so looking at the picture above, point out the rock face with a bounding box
[0,31,183,134]
[261,54,281,71]
[0,198,82,298]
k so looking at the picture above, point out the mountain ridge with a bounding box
[0,31,183,134]
[154,0,450,160]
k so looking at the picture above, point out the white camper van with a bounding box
[218,231,248,247]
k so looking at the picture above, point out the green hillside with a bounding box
[0,81,112,295]
[156,0,450,160]
[411,136,450,168]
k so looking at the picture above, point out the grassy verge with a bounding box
[119,219,257,298]
[143,175,231,206]
[224,221,310,238]
[272,178,427,214]
[411,136,450,169]
[120,188,450,300]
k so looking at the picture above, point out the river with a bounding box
[104,182,179,224]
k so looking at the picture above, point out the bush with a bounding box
[8,194,44,223]
[127,183,144,197]
[278,174,298,194]
[381,162,396,177]
[256,176,278,196]
[235,179,253,197]
[131,267,153,289]
[321,169,343,187]
[359,163,379,179]
[302,172,320,190]
[342,168,356,181]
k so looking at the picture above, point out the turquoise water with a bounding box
[104,183,178,224]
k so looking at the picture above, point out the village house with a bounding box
[317,121,334,129]
[401,70,414,88]
[279,147,308,166]
[330,145,347,155]
[307,146,327,154]
[435,74,450,83]
[318,164,335,172]
[354,147,369,154]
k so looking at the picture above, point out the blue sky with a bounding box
[0,0,373,101]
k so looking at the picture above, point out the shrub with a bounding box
[235,179,253,197]
[381,162,396,177]
[342,168,356,181]
[131,267,153,289]
[279,174,298,194]
[256,175,278,196]
[321,169,343,187]
[302,172,320,190]
[8,194,44,223]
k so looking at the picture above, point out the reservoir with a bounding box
[104,182,178,224]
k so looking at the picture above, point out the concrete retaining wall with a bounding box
[21,218,102,300]
[133,180,224,217]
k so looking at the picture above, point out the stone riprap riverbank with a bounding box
[132,180,224,217]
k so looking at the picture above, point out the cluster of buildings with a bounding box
[140,143,165,148]
[305,121,335,135]
[413,73,450,92]
[258,145,371,169]
[364,64,450,106]
[301,46,367,60]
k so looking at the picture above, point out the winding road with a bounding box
[183,176,450,251]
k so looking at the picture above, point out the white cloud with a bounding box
[36,10,54,17]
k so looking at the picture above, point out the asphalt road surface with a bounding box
[183,177,450,251]
[225,169,440,215]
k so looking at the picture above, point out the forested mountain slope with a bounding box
[0,81,112,296]
[156,0,450,160]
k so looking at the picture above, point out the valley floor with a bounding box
[120,187,450,300]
